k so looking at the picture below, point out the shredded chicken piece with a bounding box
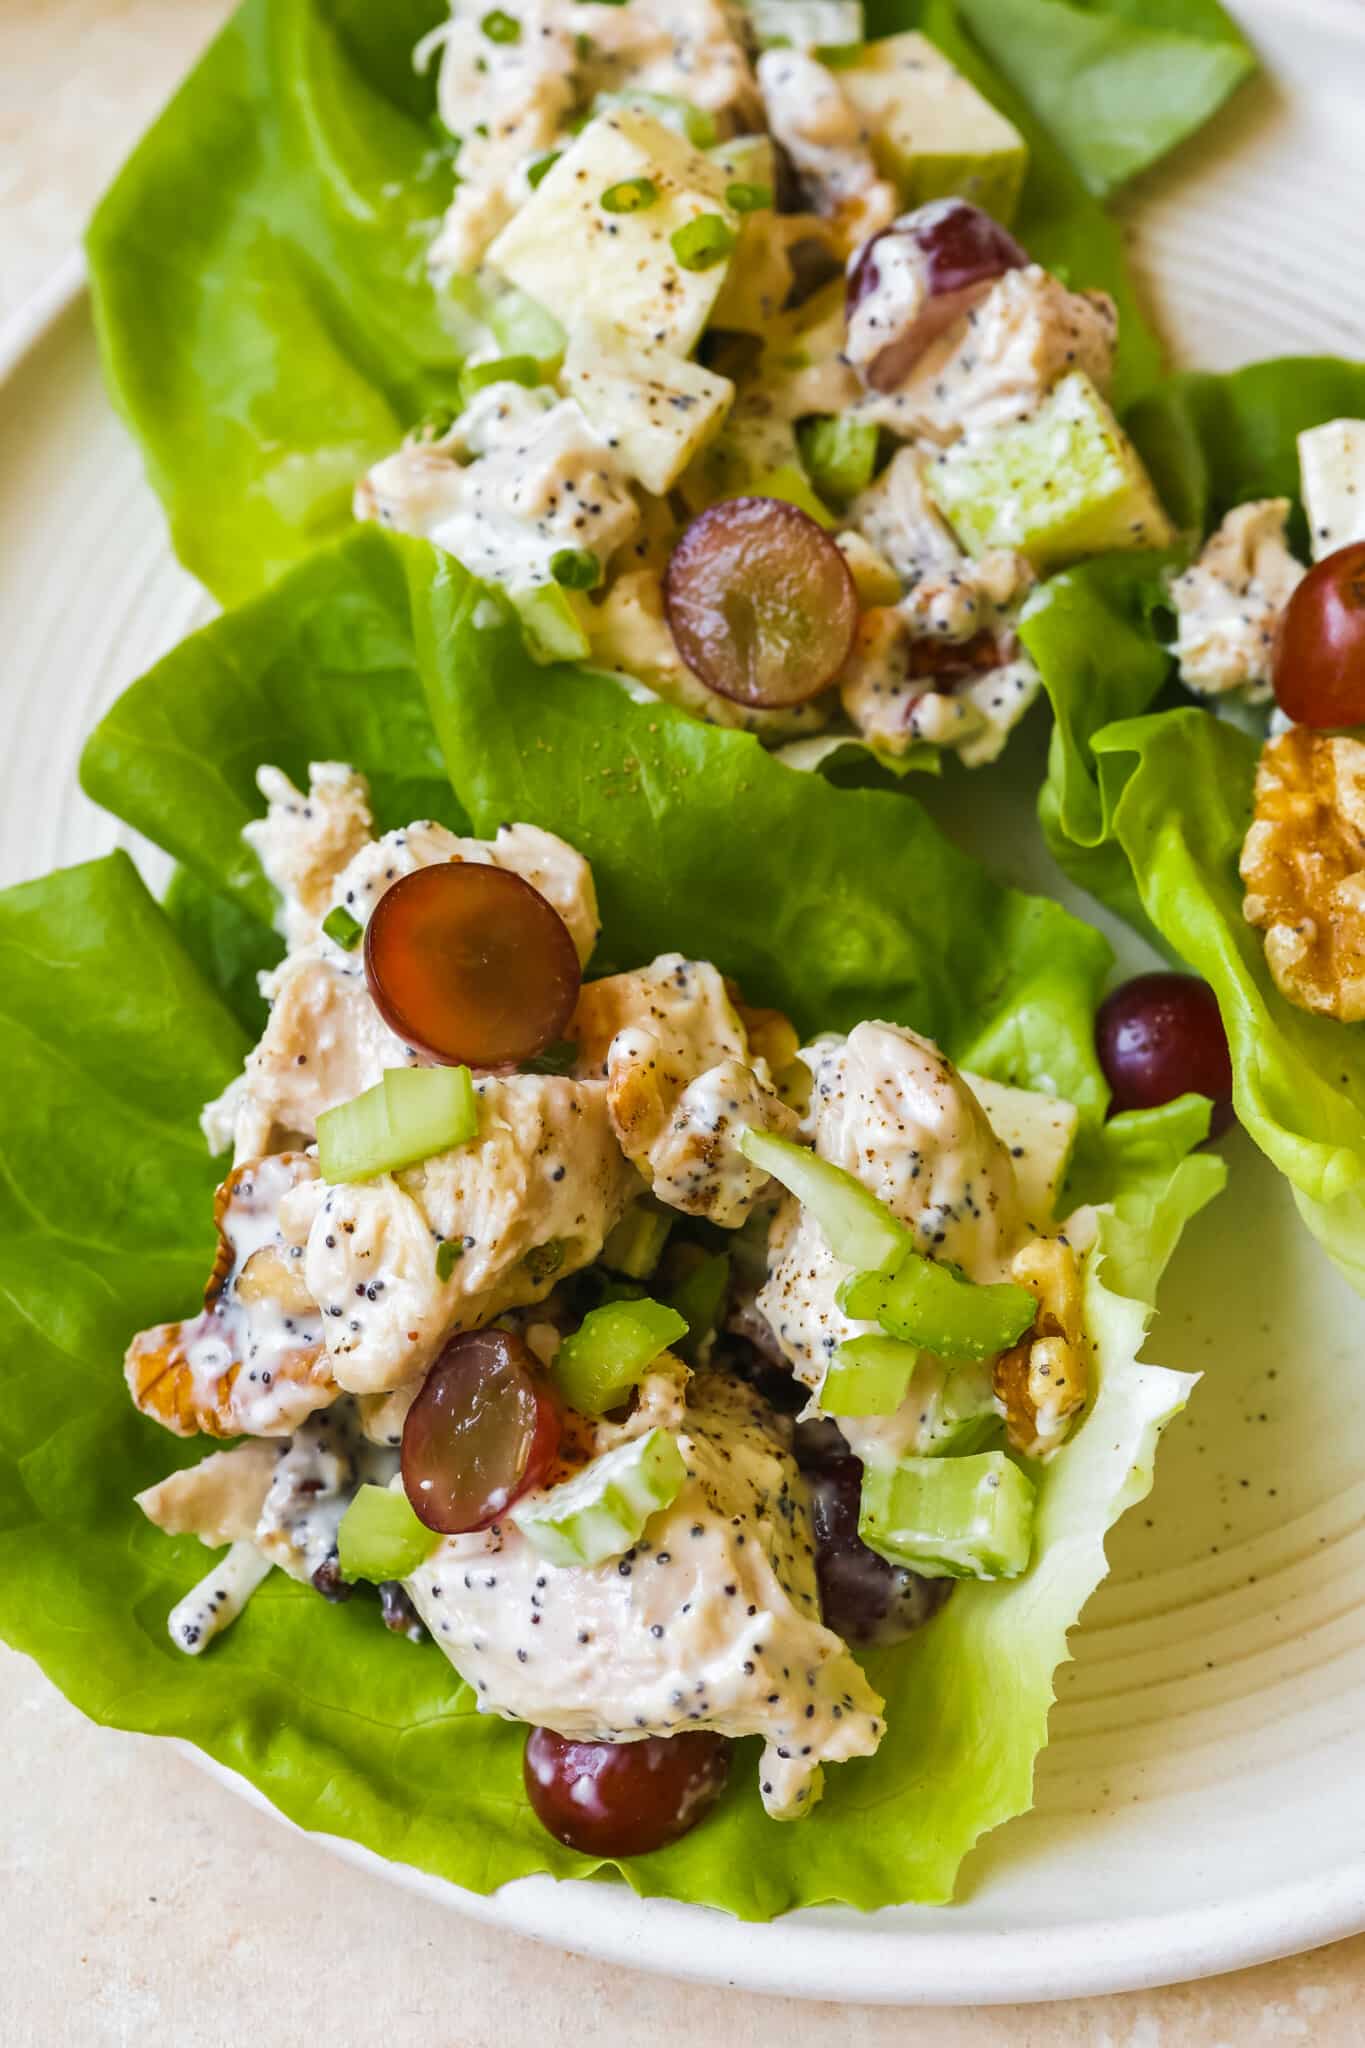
[245,764,374,952]
[1169,500,1304,699]
[136,1441,281,1546]
[755,48,897,252]
[1241,725,1365,1020]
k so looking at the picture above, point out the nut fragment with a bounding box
[993,1235,1086,1460]
[1241,726,1365,1021]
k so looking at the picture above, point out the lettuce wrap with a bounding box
[1032,359,1365,1290]
[2,529,1223,1913]
[84,0,1251,606]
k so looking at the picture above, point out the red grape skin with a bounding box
[401,1329,561,1534]
[1273,542,1365,728]
[664,497,858,709]
[365,862,581,1070]
[1096,973,1234,1135]
[803,1452,950,1646]
[523,1726,731,1858]
[845,199,1028,391]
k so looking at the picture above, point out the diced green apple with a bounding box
[859,1450,1035,1579]
[510,1427,688,1567]
[737,1127,911,1270]
[838,32,1029,225]
[1298,419,1365,560]
[487,110,740,359]
[562,322,733,495]
[928,372,1176,572]
[963,1072,1080,1229]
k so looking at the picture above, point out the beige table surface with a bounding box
[4,4,1365,2042]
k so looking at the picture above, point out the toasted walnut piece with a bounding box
[994,1235,1087,1460]
[125,1153,335,1439]
[1241,726,1365,1021]
[728,988,800,1078]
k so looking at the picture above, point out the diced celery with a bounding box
[510,1427,687,1567]
[737,1127,910,1271]
[512,583,591,663]
[798,415,880,502]
[859,1451,1035,1579]
[838,1251,1036,1360]
[601,1205,673,1280]
[821,1334,918,1416]
[317,1065,478,1184]
[338,1484,437,1583]
[666,1248,730,1362]
[553,1297,688,1416]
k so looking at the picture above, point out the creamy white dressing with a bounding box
[167,1541,273,1656]
[756,49,895,246]
[405,1370,884,1817]
[1169,498,1304,700]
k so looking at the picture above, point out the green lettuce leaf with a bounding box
[85,0,1203,604]
[0,847,1218,1916]
[955,0,1253,198]
[1035,356,1365,1287]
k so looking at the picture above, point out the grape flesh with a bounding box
[523,1726,731,1857]
[1096,972,1234,1134]
[664,497,858,709]
[365,862,581,1070]
[845,198,1028,392]
[1273,541,1365,728]
[401,1329,561,1534]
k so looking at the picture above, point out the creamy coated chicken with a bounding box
[838,604,1041,767]
[1169,499,1304,699]
[756,49,897,251]
[853,266,1117,445]
[850,446,1033,642]
[406,1364,885,1817]
[246,762,374,953]
[289,1072,639,1394]
[573,953,797,1225]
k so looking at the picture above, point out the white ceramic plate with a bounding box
[5,0,1365,2005]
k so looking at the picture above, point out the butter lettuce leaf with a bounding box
[23,528,1221,1912]
[84,0,1215,604]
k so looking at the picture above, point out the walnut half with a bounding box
[1241,726,1365,1021]
[994,1236,1087,1461]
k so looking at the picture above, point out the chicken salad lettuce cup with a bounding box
[0,529,1221,1913]
[85,0,1252,774]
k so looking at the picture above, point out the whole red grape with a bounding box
[1096,973,1234,1135]
[1273,541,1365,728]
[523,1727,731,1857]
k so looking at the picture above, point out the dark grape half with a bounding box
[401,1329,561,1534]
[846,199,1028,390]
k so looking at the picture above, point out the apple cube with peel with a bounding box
[1299,419,1365,560]
[962,1072,1079,1231]
[839,32,1029,226]
[562,322,733,495]
[927,372,1176,572]
[487,109,741,360]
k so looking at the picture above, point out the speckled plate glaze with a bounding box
[5,0,1365,2004]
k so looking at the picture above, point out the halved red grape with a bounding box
[845,199,1028,392]
[664,497,858,708]
[804,1453,950,1646]
[1096,972,1234,1135]
[401,1328,561,1533]
[523,1726,730,1857]
[1273,541,1365,728]
[366,862,580,1069]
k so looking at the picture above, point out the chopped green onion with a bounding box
[666,1249,729,1364]
[553,1297,688,1416]
[859,1452,1035,1581]
[459,354,542,406]
[725,180,774,214]
[480,8,521,40]
[317,1065,478,1184]
[821,1334,918,1417]
[321,905,364,951]
[549,547,602,590]
[601,176,659,214]
[435,1238,464,1283]
[526,150,561,190]
[838,1252,1036,1362]
[601,1205,672,1281]
[798,414,880,502]
[670,213,738,272]
[338,1484,438,1583]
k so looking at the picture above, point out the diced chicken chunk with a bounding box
[245,763,374,952]
[579,0,761,125]
[1169,499,1304,699]
[125,1153,333,1439]
[839,604,1040,767]
[573,954,798,1225]
[137,1440,281,1546]
[405,1369,885,1818]
[854,266,1117,444]
[850,445,1034,641]
[301,1074,639,1394]
[1241,725,1365,1020]
[756,49,897,251]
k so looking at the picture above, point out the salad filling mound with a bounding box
[128,757,1113,1854]
[352,0,1174,768]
